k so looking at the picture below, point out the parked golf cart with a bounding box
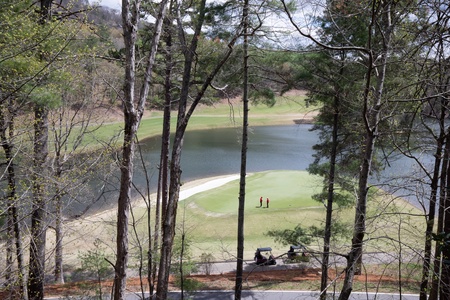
[285,244,310,263]
[254,247,277,266]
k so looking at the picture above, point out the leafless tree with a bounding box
[155,1,244,297]
[114,0,168,299]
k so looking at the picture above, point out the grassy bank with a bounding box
[83,91,318,148]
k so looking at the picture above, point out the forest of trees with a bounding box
[1,0,450,300]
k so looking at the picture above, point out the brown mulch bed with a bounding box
[0,267,419,298]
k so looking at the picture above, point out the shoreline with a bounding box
[178,174,241,200]
[82,173,244,220]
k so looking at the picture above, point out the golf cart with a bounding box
[286,244,310,263]
[254,247,277,266]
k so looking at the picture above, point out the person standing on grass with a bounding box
[260,196,263,207]
[266,197,270,208]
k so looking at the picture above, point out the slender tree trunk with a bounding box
[157,135,182,299]
[53,142,64,284]
[114,1,167,299]
[150,13,173,298]
[438,131,450,299]
[53,118,65,285]
[155,1,241,295]
[114,0,139,293]
[113,113,138,300]
[28,1,52,298]
[429,127,449,300]
[180,231,186,300]
[422,140,446,300]
[441,136,450,298]
[28,106,49,300]
[6,209,13,295]
[339,3,392,299]
[320,65,341,300]
[156,1,207,297]
[425,34,450,299]
[0,102,27,299]
[13,204,26,300]
[234,1,249,299]
[54,192,64,284]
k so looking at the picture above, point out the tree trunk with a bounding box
[441,138,450,298]
[114,1,139,296]
[28,1,52,298]
[28,106,49,300]
[427,124,449,300]
[234,1,249,299]
[339,3,392,299]
[113,118,137,300]
[320,67,340,300]
[424,30,450,300]
[114,1,167,299]
[54,193,64,284]
[156,1,207,297]
[0,102,27,299]
[436,132,450,299]
[6,214,13,297]
[157,137,182,299]
[149,15,173,298]
[53,119,65,285]
[155,1,241,296]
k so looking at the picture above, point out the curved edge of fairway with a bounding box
[178,170,326,259]
[183,170,323,214]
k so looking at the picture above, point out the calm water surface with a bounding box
[80,125,318,214]
[86,124,428,212]
[134,124,318,185]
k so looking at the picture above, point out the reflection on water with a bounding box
[83,124,430,213]
[134,124,318,186]
[78,125,319,214]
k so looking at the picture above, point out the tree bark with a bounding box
[114,1,167,299]
[28,106,49,300]
[0,101,27,299]
[156,1,207,298]
[425,106,448,300]
[149,13,174,298]
[155,1,242,295]
[320,61,341,300]
[234,1,249,299]
[339,2,393,299]
[440,135,450,298]
[28,1,52,298]
[54,192,64,284]
[424,18,450,298]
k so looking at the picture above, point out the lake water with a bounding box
[135,124,319,183]
[87,124,429,213]
[80,124,320,214]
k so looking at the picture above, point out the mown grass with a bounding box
[130,170,331,259]
[149,170,426,262]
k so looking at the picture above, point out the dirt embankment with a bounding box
[30,266,417,298]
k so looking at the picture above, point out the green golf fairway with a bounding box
[186,170,322,213]
[179,170,327,259]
